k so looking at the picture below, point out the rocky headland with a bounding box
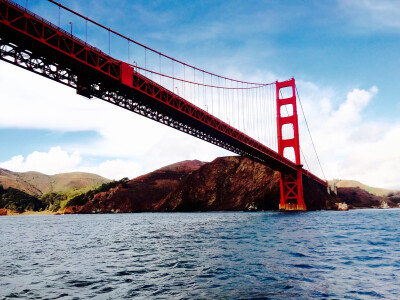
[1,157,399,215]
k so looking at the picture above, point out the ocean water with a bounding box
[1,210,400,299]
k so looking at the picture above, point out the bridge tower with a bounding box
[276,78,306,211]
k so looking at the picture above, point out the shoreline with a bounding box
[1,207,399,216]
[2,210,55,216]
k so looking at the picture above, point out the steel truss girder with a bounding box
[0,40,76,87]
[0,0,120,80]
[0,39,265,164]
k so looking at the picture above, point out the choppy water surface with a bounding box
[1,209,400,299]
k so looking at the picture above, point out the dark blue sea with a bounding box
[1,209,400,299]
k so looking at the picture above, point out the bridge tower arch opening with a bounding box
[276,78,306,211]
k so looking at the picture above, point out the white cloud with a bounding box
[298,82,400,189]
[338,0,400,31]
[77,159,144,181]
[332,86,377,124]
[0,146,81,175]
[0,146,149,180]
[0,61,230,177]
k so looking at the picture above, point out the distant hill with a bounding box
[331,179,398,197]
[0,168,111,196]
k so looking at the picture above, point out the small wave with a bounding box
[53,293,69,299]
[67,280,97,288]
[292,263,314,269]
[288,251,309,257]
[99,286,114,293]
[348,290,384,298]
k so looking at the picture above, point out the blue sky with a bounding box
[1,0,400,189]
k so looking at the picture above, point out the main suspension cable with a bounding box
[295,86,327,181]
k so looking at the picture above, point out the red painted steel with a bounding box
[120,62,133,88]
[276,78,306,211]
[0,0,328,209]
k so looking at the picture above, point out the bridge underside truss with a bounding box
[0,38,266,166]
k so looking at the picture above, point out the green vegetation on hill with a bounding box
[0,178,129,213]
[0,185,44,213]
[0,168,111,197]
[61,178,129,209]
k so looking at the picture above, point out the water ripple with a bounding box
[1,210,400,299]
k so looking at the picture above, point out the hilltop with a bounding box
[0,168,110,196]
[79,160,206,213]
[0,168,111,213]
[332,179,397,197]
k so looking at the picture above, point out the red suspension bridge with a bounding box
[0,0,328,211]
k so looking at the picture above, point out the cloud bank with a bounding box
[298,82,399,189]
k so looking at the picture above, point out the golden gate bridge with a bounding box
[0,0,328,210]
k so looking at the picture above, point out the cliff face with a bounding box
[76,156,334,213]
[156,157,280,211]
[79,160,206,213]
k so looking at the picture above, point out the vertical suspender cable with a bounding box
[144,48,147,77]
[225,79,227,122]
[194,68,196,105]
[211,75,213,115]
[242,83,245,132]
[159,54,161,85]
[237,82,239,130]
[218,77,220,117]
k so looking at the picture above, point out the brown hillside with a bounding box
[156,156,280,211]
[0,169,42,196]
[332,179,398,197]
[156,156,334,212]
[0,168,110,196]
[337,187,400,209]
[59,157,396,214]
[78,160,206,213]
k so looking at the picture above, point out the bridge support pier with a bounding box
[279,167,306,211]
[276,78,306,211]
